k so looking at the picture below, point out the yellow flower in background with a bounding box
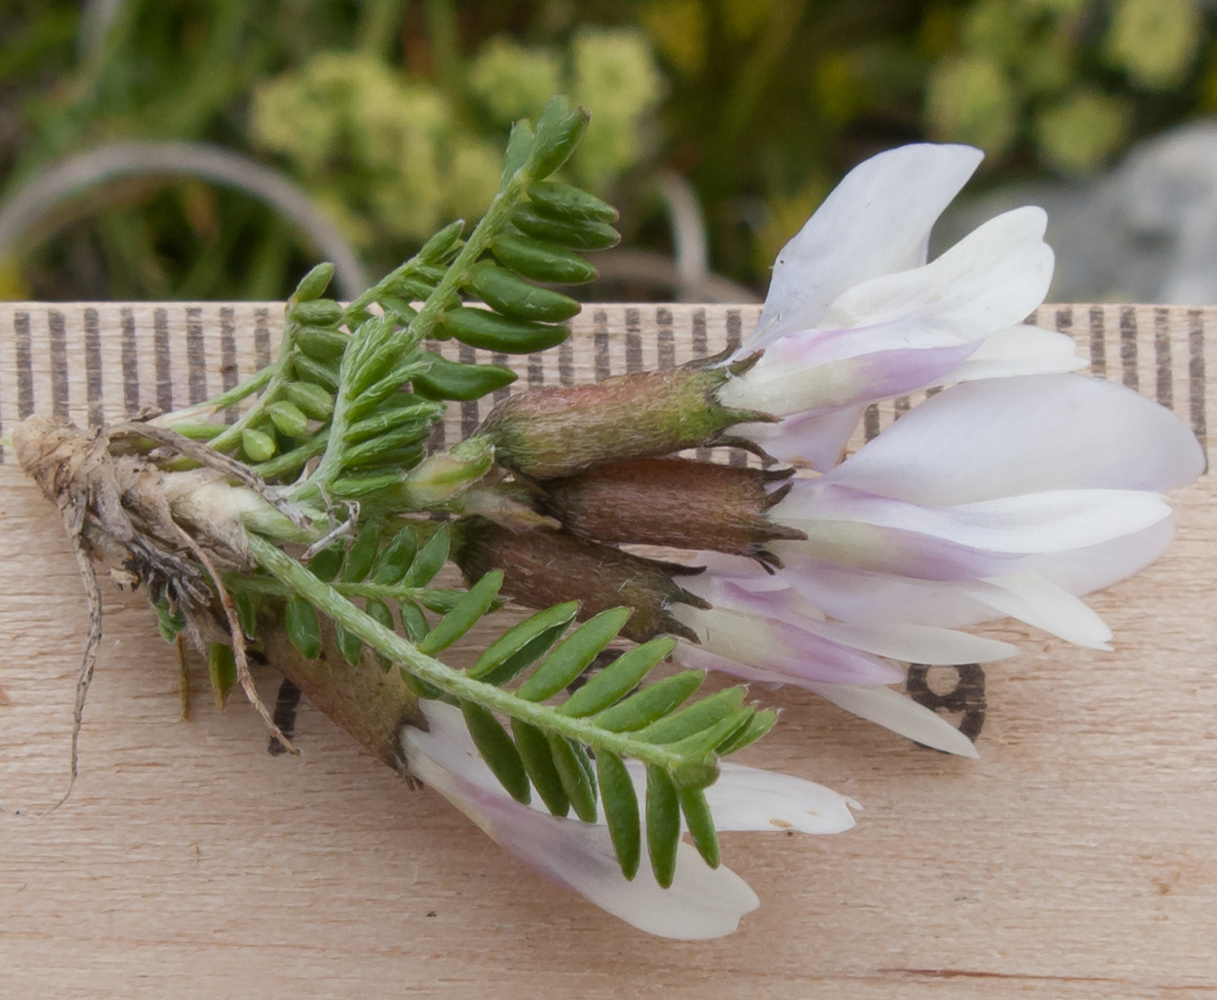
[1036,89,1131,173]
[1107,0,1202,90]
[926,55,1019,155]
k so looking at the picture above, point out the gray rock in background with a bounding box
[936,121,1217,305]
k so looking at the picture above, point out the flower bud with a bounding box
[398,436,494,508]
[539,458,805,566]
[452,517,709,643]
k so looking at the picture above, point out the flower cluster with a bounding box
[671,144,1204,751]
[472,142,1202,755]
[424,140,1203,929]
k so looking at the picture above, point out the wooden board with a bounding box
[0,303,1214,998]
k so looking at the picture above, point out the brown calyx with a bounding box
[453,517,709,644]
[537,458,807,568]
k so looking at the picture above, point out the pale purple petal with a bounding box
[936,325,1086,384]
[721,330,978,416]
[822,207,1052,335]
[689,573,1015,662]
[804,682,981,758]
[705,763,858,835]
[778,483,1172,556]
[794,619,1017,664]
[402,700,762,940]
[1025,519,1178,596]
[618,759,859,835]
[826,374,1206,504]
[770,555,1114,648]
[754,144,983,347]
[672,602,905,684]
[771,520,1027,581]
[735,405,865,469]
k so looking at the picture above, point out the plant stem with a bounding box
[156,365,275,430]
[248,534,694,775]
[302,164,534,496]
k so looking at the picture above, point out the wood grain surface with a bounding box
[0,303,1214,999]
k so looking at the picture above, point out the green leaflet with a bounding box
[510,204,621,251]
[645,765,680,889]
[529,96,589,180]
[596,752,640,880]
[154,600,186,643]
[440,307,568,354]
[501,118,535,184]
[514,607,632,702]
[490,233,597,284]
[284,596,321,659]
[282,382,334,420]
[235,590,257,639]
[467,601,578,683]
[591,671,706,732]
[267,400,309,438]
[294,325,349,361]
[341,523,382,584]
[558,637,676,717]
[527,181,619,224]
[417,570,503,655]
[412,353,518,402]
[665,707,756,760]
[371,526,418,585]
[678,786,720,869]
[329,473,404,497]
[512,719,570,817]
[291,352,340,391]
[402,525,450,587]
[365,599,394,670]
[288,298,343,326]
[636,687,746,744]
[463,701,530,804]
[337,624,363,666]
[241,427,276,462]
[344,398,438,444]
[548,733,598,823]
[716,708,777,756]
[208,642,237,710]
[307,543,343,582]
[468,262,581,323]
[290,262,335,302]
[399,598,430,642]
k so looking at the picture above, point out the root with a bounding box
[0,493,102,817]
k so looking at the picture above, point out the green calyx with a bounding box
[478,365,770,480]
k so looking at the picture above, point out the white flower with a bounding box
[666,142,1206,753]
[717,143,1084,470]
[401,699,856,939]
[675,372,1204,754]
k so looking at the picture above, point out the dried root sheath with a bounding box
[106,421,309,531]
[10,414,294,773]
[260,616,422,773]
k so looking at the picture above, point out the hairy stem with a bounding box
[248,535,700,777]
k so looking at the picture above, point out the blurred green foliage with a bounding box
[2,0,1216,301]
